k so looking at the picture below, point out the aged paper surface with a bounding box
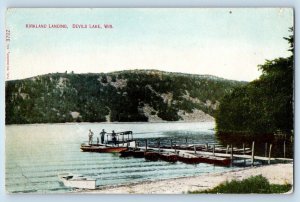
[5,8,293,194]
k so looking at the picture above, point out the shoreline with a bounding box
[78,163,293,194]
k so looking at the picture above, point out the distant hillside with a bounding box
[5,69,245,124]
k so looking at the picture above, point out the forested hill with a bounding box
[5,70,245,124]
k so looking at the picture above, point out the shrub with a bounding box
[189,175,292,194]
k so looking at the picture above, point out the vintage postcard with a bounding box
[5,8,294,194]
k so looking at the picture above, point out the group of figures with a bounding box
[88,129,117,145]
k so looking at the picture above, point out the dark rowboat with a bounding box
[177,153,203,164]
[158,152,178,163]
[120,149,145,158]
[144,151,178,163]
[177,152,231,166]
[144,152,160,161]
[194,154,231,166]
[119,150,134,157]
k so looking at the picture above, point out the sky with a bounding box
[6,8,294,81]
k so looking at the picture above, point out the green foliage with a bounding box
[216,29,294,136]
[5,70,243,124]
[189,175,292,194]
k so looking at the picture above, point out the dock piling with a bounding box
[145,139,148,151]
[185,137,188,147]
[213,144,215,156]
[251,141,255,166]
[194,145,196,154]
[230,144,233,166]
[283,140,286,158]
[206,143,209,152]
[242,143,246,165]
[226,145,229,154]
[265,142,268,157]
[158,139,161,153]
[268,144,272,164]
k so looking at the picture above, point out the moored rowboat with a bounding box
[144,152,160,161]
[177,152,203,164]
[158,152,178,163]
[193,153,231,166]
[177,152,231,166]
[120,149,145,158]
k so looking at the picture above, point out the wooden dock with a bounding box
[125,139,293,166]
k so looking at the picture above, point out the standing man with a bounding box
[88,129,94,145]
[100,129,106,144]
[112,130,117,145]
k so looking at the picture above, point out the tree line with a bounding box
[215,28,294,138]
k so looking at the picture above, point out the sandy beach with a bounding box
[79,163,293,194]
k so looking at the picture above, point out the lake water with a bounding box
[5,122,240,193]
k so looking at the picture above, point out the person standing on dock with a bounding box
[88,129,94,145]
[100,129,106,144]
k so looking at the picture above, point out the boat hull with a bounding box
[80,145,128,153]
[177,155,203,164]
[58,173,96,189]
[120,150,145,158]
[178,153,231,166]
[144,152,160,161]
[158,153,178,163]
[199,155,231,166]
